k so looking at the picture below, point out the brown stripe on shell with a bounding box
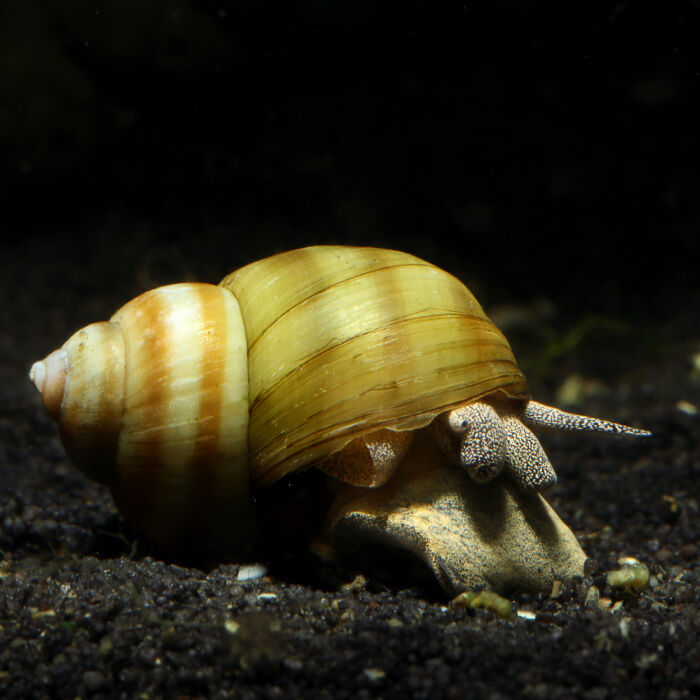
[222,246,434,349]
[244,262,426,355]
[110,287,176,547]
[244,248,332,354]
[121,290,169,461]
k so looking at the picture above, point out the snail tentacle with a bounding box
[522,400,652,437]
[436,394,652,491]
[500,414,558,490]
[447,402,507,483]
[440,401,557,490]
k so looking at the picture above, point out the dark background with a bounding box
[2,2,698,340]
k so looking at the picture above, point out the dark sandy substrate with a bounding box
[1,268,698,700]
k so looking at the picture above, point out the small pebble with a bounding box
[584,586,601,609]
[517,609,537,621]
[341,574,368,592]
[82,670,105,692]
[451,590,515,621]
[364,667,386,682]
[236,564,268,581]
[607,562,650,592]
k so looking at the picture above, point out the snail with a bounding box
[29,245,649,558]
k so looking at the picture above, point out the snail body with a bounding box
[30,246,649,556]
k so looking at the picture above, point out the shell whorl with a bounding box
[31,282,252,552]
[31,321,126,485]
[221,246,528,488]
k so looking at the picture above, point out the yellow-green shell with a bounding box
[220,246,528,488]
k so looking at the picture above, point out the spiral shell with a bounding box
[30,246,528,553]
[223,246,527,486]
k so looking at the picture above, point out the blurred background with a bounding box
[2,1,698,393]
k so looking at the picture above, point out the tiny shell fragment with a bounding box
[607,561,650,592]
[451,590,515,620]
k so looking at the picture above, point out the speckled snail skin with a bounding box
[29,246,650,555]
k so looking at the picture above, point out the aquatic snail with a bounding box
[29,246,650,556]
